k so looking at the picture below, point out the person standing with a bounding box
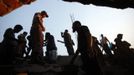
[17,31,28,58]
[30,10,48,64]
[44,32,57,64]
[61,29,75,55]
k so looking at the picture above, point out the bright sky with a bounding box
[0,0,134,55]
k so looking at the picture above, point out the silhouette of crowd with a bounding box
[0,10,134,75]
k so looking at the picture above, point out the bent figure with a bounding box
[71,21,102,75]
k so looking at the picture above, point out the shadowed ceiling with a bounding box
[63,0,134,9]
[0,0,35,16]
[0,0,134,16]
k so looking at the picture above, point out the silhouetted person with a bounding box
[114,33,134,70]
[44,32,57,64]
[0,24,23,64]
[92,36,102,57]
[114,34,124,56]
[71,21,102,75]
[30,10,48,64]
[61,29,74,55]
[114,34,132,56]
[92,36,105,66]
[17,31,28,58]
[100,34,112,56]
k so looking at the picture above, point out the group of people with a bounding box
[0,10,134,75]
[70,21,134,75]
[0,10,50,64]
[0,25,23,64]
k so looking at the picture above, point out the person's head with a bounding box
[72,21,81,32]
[65,29,68,33]
[23,31,28,36]
[13,24,23,33]
[45,32,50,39]
[101,34,103,37]
[117,34,123,40]
[41,10,48,18]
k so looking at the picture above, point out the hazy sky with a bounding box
[0,0,134,55]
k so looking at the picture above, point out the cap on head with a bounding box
[41,10,48,17]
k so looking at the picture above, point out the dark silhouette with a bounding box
[92,36,105,66]
[44,32,57,64]
[114,34,132,56]
[0,24,23,64]
[71,21,102,75]
[63,0,134,9]
[92,36,103,57]
[17,31,28,58]
[113,34,134,60]
[113,33,134,74]
[61,29,75,55]
[30,10,48,64]
[114,34,123,56]
[100,34,112,56]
